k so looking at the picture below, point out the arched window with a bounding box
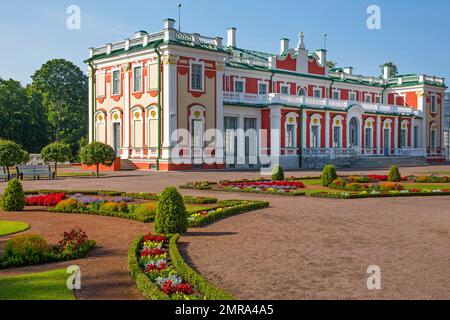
[310,115,322,149]
[95,112,106,143]
[332,116,344,148]
[297,87,307,96]
[285,112,299,149]
[147,106,159,148]
[400,120,409,148]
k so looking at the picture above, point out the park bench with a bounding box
[1,167,8,181]
[16,165,55,180]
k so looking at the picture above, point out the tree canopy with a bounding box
[80,142,116,178]
[41,142,72,179]
[0,140,28,175]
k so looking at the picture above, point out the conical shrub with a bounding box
[1,179,26,212]
[154,187,188,234]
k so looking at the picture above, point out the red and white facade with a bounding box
[87,19,447,171]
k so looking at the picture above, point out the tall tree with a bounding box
[381,62,398,78]
[31,59,88,156]
[0,79,28,145]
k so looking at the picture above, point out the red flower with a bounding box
[143,234,167,243]
[26,193,66,207]
[141,248,166,257]
[162,280,193,295]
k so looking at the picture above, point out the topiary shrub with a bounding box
[3,234,50,263]
[154,187,188,234]
[271,165,285,181]
[388,166,401,182]
[321,165,338,187]
[1,179,26,212]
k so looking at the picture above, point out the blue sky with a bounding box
[1,0,449,87]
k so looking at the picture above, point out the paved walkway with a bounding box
[0,165,449,299]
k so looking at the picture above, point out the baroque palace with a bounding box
[86,19,447,171]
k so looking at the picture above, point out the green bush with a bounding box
[1,179,26,212]
[129,203,158,221]
[154,187,188,234]
[271,165,285,181]
[388,166,401,182]
[4,234,49,259]
[321,165,338,187]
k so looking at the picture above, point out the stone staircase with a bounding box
[119,159,137,171]
[349,156,429,169]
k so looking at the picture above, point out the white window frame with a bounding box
[332,116,344,148]
[310,115,322,149]
[111,68,121,96]
[234,78,245,93]
[297,87,307,96]
[431,95,437,113]
[280,84,290,95]
[364,93,372,103]
[348,92,356,101]
[332,90,340,100]
[132,64,143,93]
[258,81,268,95]
[313,87,322,98]
[284,112,298,149]
[190,60,205,92]
[375,95,381,104]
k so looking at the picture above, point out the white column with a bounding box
[377,115,381,155]
[88,66,94,143]
[418,93,427,149]
[394,117,399,155]
[270,106,282,166]
[161,55,178,160]
[215,64,225,164]
[237,115,246,165]
[325,111,330,148]
[410,117,415,148]
[122,67,131,159]
[346,117,351,148]
[302,109,307,147]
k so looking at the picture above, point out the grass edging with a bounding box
[310,191,450,199]
[48,207,152,223]
[128,234,235,300]
[169,235,235,300]
[188,201,270,228]
[128,235,169,300]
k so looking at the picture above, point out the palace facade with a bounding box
[86,18,447,171]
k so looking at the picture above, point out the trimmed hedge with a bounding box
[218,187,305,197]
[128,235,169,300]
[1,179,26,212]
[48,206,153,222]
[169,235,235,300]
[310,191,450,200]
[189,200,269,228]
[128,234,235,300]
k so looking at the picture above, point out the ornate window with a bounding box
[112,69,121,96]
[190,62,204,91]
[332,116,344,148]
[285,112,298,149]
[297,87,307,96]
[310,115,322,149]
[133,65,142,92]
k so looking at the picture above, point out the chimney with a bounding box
[315,49,327,66]
[383,65,392,79]
[164,18,176,30]
[280,38,289,54]
[227,27,236,47]
[343,67,353,75]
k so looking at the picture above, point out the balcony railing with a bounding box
[223,92,421,116]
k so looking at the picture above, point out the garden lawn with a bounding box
[0,221,30,236]
[186,204,217,213]
[0,269,75,300]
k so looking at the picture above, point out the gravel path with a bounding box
[0,210,150,300]
[1,165,450,299]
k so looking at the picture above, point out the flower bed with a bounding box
[188,200,270,228]
[128,234,234,300]
[311,189,450,199]
[0,227,95,269]
[413,175,450,183]
[330,178,405,192]
[25,189,217,205]
[25,193,66,207]
[49,196,269,227]
[181,179,306,196]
